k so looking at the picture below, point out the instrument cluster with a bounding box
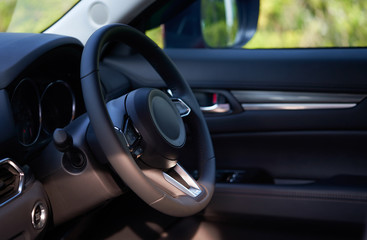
[11,78,76,147]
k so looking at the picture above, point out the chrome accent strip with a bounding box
[200,103,231,113]
[166,89,191,117]
[31,201,47,230]
[231,90,366,103]
[163,164,202,198]
[41,80,76,134]
[172,98,191,117]
[167,89,173,97]
[0,158,25,207]
[11,78,41,146]
[114,126,123,133]
[241,103,356,110]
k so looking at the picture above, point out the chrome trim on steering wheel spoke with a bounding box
[163,164,202,198]
[172,98,191,117]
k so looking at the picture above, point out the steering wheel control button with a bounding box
[132,146,143,158]
[172,98,191,117]
[123,119,140,147]
[31,202,47,230]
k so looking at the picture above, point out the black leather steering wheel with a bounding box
[80,24,215,216]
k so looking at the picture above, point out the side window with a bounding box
[147,0,367,49]
[146,26,164,48]
[246,0,367,48]
[201,0,239,47]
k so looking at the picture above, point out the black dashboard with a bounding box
[0,34,84,163]
[0,33,88,239]
[0,31,142,240]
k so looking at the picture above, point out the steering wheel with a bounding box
[80,24,215,217]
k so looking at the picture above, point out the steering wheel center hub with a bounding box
[126,88,186,168]
[149,91,184,146]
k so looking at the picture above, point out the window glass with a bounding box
[246,0,367,48]
[0,0,79,33]
[201,0,239,47]
[146,25,164,48]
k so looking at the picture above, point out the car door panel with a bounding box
[102,46,367,223]
[105,48,367,92]
[164,49,367,93]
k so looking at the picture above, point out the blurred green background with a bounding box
[246,0,367,48]
[201,0,239,48]
[2,0,367,49]
[147,0,367,49]
[0,0,78,33]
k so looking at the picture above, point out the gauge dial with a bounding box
[11,78,41,146]
[41,80,75,134]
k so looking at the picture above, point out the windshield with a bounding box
[0,0,79,33]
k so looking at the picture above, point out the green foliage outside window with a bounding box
[0,0,78,33]
[0,0,17,32]
[246,0,367,48]
[148,0,367,49]
[146,26,164,49]
[2,0,367,49]
[201,0,239,47]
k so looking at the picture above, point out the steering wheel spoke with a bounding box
[172,98,191,117]
[106,94,127,131]
[163,164,202,198]
[167,89,191,117]
[141,163,202,199]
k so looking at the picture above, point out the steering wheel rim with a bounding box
[80,24,215,217]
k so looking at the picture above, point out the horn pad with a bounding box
[126,88,186,168]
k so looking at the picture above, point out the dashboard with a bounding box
[0,35,84,162]
[0,33,89,239]
[0,32,139,240]
[10,74,81,148]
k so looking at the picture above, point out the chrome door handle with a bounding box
[200,103,231,113]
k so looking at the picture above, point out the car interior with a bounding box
[0,0,367,239]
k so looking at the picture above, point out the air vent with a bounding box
[0,158,24,207]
